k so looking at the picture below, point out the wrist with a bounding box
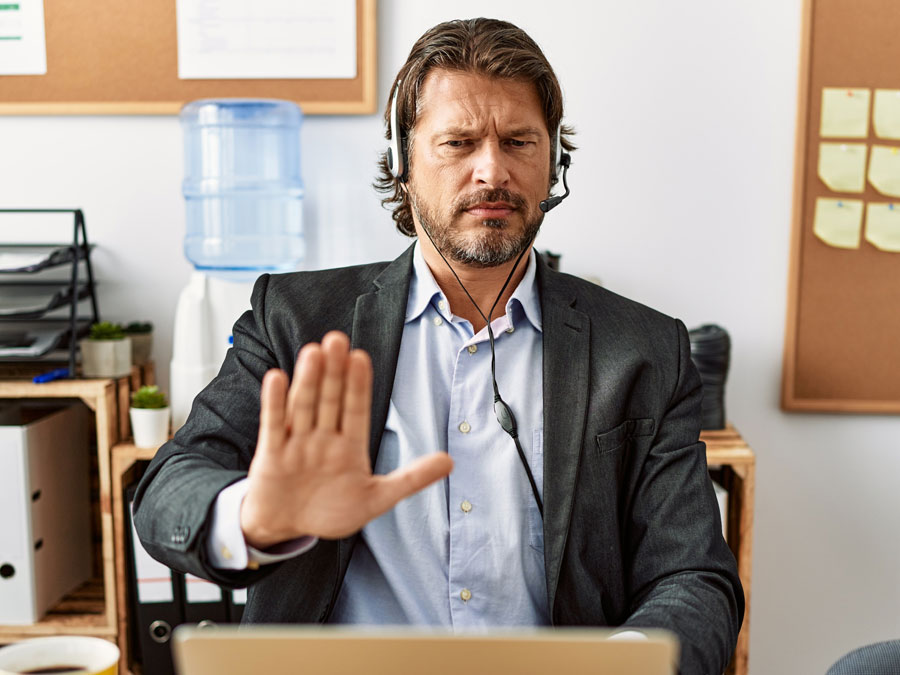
[239,495,296,550]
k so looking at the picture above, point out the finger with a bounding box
[316,331,350,431]
[257,368,288,455]
[287,343,323,436]
[340,349,372,448]
[368,452,454,517]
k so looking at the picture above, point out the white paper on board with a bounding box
[0,0,47,75]
[176,0,357,80]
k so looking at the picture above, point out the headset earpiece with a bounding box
[553,126,571,179]
[387,81,407,182]
[541,125,572,213]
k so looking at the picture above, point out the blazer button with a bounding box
[171,525,190,544]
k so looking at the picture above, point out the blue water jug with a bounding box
[180,99,304,278]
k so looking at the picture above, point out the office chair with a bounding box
[825,639,900,674]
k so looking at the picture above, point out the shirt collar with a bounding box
[406,241,542,331]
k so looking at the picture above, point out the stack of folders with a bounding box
[124,483,246,675]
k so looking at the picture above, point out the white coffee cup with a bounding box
[0,636,119,675]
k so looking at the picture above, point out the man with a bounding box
[134,17,743,675]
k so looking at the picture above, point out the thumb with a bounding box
[367,452,454,517]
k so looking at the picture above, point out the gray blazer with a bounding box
[134,246,743,675]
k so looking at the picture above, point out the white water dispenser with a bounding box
[171,99,304,429]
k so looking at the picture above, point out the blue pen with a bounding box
[33,368,70,383]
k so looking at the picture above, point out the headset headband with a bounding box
[387,81,406,181]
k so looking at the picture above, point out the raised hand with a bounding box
[240,331,453,549]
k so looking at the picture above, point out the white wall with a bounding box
[2,2,899,672]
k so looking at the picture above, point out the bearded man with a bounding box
[135,17,743,675]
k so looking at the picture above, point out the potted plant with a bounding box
[80,322,132,378]
[123,321,153,365]
[130,385,170,448]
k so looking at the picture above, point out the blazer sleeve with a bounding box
[620,319,744,675]
[132,273,287,590]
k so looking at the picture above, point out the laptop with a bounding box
[172,625,679,675]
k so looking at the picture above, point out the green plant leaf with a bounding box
[131,385,168,409]
[89,321,125,340]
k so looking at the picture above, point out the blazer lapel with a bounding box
[350,244,414,468]
[538,260,591,618]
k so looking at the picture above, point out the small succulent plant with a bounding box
[123,322,153,335]
[88,321,125,340]
[131,385,168,409]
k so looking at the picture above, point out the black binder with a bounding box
[182,572,230,626]
[226,587,248,623]
[124,483,184,675]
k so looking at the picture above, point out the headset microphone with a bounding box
[539,194,564,213]
[539,142,571,213]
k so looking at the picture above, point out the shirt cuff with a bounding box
[206,478,318,570]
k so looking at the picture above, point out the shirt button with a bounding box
[433,316,443,326]
[460,500,472,513]
[506,325,515,334]
[460,588,472,602]
[438,300,446,310]
[221,546,233,560]
[467,344,478,355]
[458,421,471,434]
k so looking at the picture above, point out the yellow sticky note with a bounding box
[813,198,862,249]
[867,145,900,197]
[873,89,900,139]
[865,202,900,252]
[817,142,867,192]
[820,88,870,138]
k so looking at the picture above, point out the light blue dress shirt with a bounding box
[208,242,548,627]
[330,244,548,627]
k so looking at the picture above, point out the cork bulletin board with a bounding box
[782,0,900,413]
[0,0,376,115]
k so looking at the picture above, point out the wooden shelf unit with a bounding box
[703,425,756,675]
[0,578,108,641]
[111,441,161,673]
[0,363,155,662]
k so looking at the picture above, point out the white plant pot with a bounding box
[130,406,170,448]
[80,338,132,378]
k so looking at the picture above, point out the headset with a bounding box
[386,79,575,518]
[387,80,572,212]
[540,127,572,213]
[387,81,408,182]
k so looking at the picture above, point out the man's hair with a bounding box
[374,17,576,237]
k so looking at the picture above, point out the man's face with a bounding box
[405,69,552,268]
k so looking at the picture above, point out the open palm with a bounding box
[240,331,453,549]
